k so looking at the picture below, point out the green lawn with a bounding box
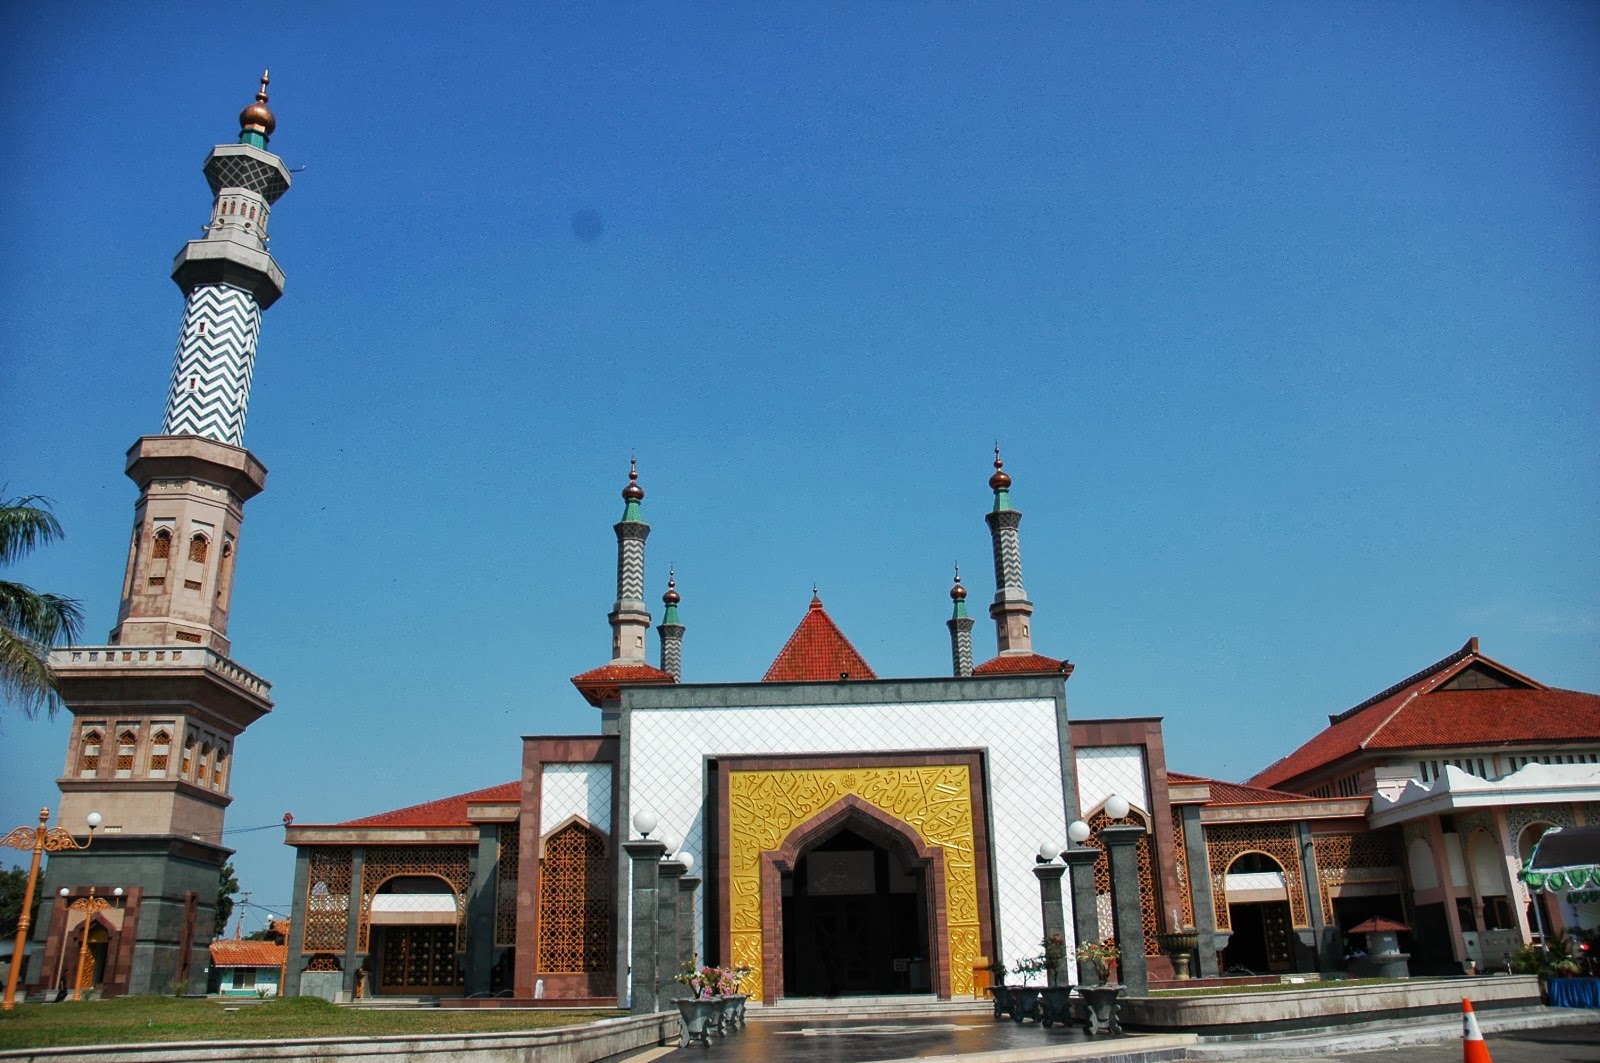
[0,995,624,1050]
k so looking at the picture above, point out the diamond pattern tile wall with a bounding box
[627,697,1069,970]
[541,763,613,835]
[1075,746,1150,817]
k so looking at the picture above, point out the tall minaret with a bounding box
[609,459,652,662]
[947,564,974,677]
[39,78,287,1000]
[657,569,684,680]
[985,446,1034,655]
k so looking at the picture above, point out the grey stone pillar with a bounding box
[1062,847,1102,986]
[1100,825,1148,995]
[1033,863,1067,985]
[1296,822,1335,973]
[623,839,666,1013]
[677,874,700,975]
[346,848,365,999]
[465,825,499,996]
[1179,805,1220,977]
[284,848,310,998]
[657,859,686,1003]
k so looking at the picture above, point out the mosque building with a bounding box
[17,80,1600,1005]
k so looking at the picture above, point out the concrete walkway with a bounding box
[627,1001,1599,1063]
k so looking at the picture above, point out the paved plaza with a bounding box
[634,1010,1599,1063]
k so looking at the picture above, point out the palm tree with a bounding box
[1,495,84,718]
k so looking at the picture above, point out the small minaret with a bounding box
[609,458,652,662]
[657,568,685,680]
[947,564,974,677]
[985,446,1034,655]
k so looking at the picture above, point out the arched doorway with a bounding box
[368,875,463,995]
[1223,853,1294,973]
[781,826,930,997]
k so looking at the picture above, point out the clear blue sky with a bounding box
[3,2,1597,930]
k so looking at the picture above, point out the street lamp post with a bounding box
[60,886,122,1001]
[1,807,101,1010]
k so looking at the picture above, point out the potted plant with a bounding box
[673,959,724,1047]
[1073,938,1124,1037]
[1005,954,1047,1024]
[715,964,752,1030]
[1037,932,1074,1028]
[986,960,1012,1019]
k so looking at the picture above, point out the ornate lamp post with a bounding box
[60,886,123,1001]
[1,807,100,1010]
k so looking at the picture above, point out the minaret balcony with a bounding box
[49,645,273,733]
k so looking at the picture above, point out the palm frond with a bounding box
[0,495,68,566]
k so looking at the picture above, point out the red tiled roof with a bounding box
[339,780,519,829]
[1168,771,1323,805]
[571,661,675,707]
[763,594,876,682]
[1248,640,1600,791]
[209,938,285,967]
[972,652,1072,676]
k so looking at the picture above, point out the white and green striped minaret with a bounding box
[985,446,1035,656]
[609,459,652,662]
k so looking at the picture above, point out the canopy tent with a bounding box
[1519,825,1600,894]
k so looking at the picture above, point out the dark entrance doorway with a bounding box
[782,827,929,996]
[1225,901,1295,972]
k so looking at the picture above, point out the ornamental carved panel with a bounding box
[1204,823,1308,931]
[1084,810,1161,954]
[302,847,352,953]
[727,765,977,1001]
[1171,808,1195,928]
[358,846,473,952]
[496,833,520,948]
[537,823,611,973]
[1311,829,1404,920]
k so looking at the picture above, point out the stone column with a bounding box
[1033,863,1067,985]
[1179,805,1220,977]
[345,848,365,1000]
[657,859,686,1003]
[465,826,499,996]
[1100,825,1148,995]
[677,874,700,975]
[622,839,666,1012]
[284,848,310,998]
[1062,847,1102,986]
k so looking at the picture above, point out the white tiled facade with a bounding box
[1075,745,1151,818]
[540,762,614,836]
[625,694,1071,970]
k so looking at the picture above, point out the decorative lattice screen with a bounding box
[302,847,353,952]
[537,823,612,973]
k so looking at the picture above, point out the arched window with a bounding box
[181,737,196,780]
[115,730,138,777]
[79,731,102,777]
[537,822,612,974]
[213,744,229,789]
[152,528,171,560]
[197,742,212,785]
[216,539,234,601]
[188,534,208,564]
[149,729,172,776]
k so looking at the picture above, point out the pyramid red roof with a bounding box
[1248,639,1600,791]
[209,938,286,967]
[338,781,519,829]
[571,661,675,707]
[972,652,1073,676]
[763,594,876,682]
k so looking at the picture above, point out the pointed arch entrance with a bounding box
[763,796,944,1000]
[718,753,994,1004]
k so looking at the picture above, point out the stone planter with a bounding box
[719,992,748,1030]
[676,996,722,1047]
[1077,983,1124,1037]
[1157,930,1199,980]
[1037,984,1074,1028]
[987,984,1043,1022]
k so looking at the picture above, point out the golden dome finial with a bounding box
[239,69,277,139]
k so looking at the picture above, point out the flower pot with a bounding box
[1006,985,1042,1023]
[676,996,722,1047]
[720,992,747,1030]
[1076,983,1124,1037]
[1038,985,1074,1028]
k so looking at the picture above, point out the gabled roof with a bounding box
[972,652,1073,677]
[763,594,876,682]
[338,781,519,829]
[209,938,285,968]
[1249,638,1600,791]
[571,661,674,707]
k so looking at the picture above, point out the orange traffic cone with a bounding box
[1462,998,1493,1063]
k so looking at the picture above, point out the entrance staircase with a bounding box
[750,994,992,1021]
